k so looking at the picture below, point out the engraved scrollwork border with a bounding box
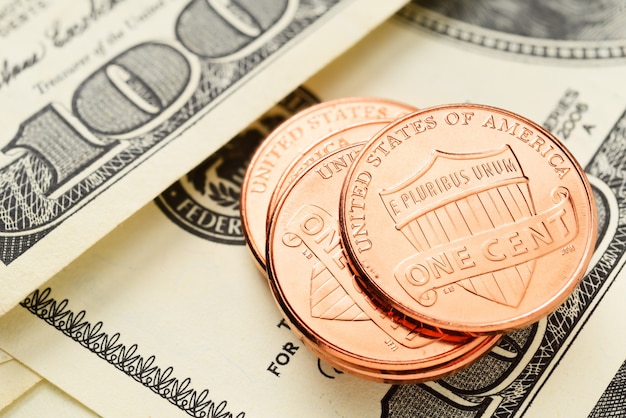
[397,3,626,62]
[20,288,244,418]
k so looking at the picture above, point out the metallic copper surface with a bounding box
[241,97,414,271]
[306,336,499,384]
[339,104,597,334]
[266,144,500,383]
[267,119,397,232]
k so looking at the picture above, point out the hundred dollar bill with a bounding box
[2,1,626,416]
[0,0,408,315]
[3,89,404,417]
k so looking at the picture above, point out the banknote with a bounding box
[0,0,408,315]
[0,349,41,412]
[1,0,626,416]
[1,378,97,417]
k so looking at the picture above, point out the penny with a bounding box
[266,144,500,382]
[266,119,395,231]
[339,104,597,334]
[241,97,414,271]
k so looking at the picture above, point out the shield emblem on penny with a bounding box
[380,146,535,308]
[310,259,369,321]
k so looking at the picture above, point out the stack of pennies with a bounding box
[240,98,597,383]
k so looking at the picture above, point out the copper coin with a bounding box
[266,119,398,231]
[339,104,597,334]
[266,143,500,382]
[241,97,414,271]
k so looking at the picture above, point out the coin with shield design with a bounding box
[339,104,597,333]
[267,143,500,382]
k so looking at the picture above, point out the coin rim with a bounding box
[265,119,399,235]
[240,97,415,271]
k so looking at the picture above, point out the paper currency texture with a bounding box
[0,0,408,315]
[2,1,626,416]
